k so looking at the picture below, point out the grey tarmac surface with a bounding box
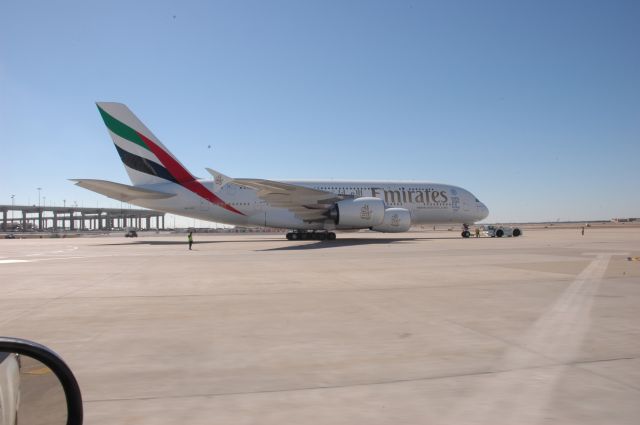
[1,228,639,425]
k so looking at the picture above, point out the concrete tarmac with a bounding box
[1,228,639,424]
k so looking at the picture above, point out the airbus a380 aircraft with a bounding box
[72,102,489,240]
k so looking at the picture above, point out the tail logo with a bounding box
[98,105,244,216]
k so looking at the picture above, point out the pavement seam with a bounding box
[82,355,640,404]
[571,357,640,392]
[0,278,573,302]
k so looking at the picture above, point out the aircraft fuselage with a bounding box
[130,179,489,230]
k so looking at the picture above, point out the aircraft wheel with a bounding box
[462,230,470,238]
[286,233,292,240]
[327,232,336,240]
[290,233,299,240]
[317,232,327,241]
[513,228,521,237]
[496,229,504,238]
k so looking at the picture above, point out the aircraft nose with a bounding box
[480,202,489,220]
[473,199,489,221]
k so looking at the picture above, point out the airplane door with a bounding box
[251,196,267,226]
[450,189,461,215]
[256,202,268,226]
[462,197,471,213]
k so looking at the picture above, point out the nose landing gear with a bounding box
[461,223,471,238]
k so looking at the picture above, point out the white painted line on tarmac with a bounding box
[446,252,625,425]
[0,256,87,265]
[33,256,87,262]
[23,246,80,257]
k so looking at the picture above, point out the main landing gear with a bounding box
[286,231,336,241]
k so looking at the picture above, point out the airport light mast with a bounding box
[10,194,15,226]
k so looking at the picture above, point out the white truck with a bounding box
[483,225,522,238]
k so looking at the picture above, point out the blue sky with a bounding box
[1,0,638,224]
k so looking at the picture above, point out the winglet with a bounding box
[206,168,233,192]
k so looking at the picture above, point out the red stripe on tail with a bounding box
[137,132,245,216]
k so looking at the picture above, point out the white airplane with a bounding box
[72,102,489,240]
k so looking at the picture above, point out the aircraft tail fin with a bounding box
[205,168,233,192]
[96,102,197,187]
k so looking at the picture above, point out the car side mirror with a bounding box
[0,337,82,425]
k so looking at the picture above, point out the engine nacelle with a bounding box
[329,197,385,228]
[370,208,411,233]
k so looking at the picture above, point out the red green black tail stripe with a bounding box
[98,106,150,151]
[98,105,245,216]
[114,144,178,183]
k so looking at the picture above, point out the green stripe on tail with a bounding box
[97,105,150,151]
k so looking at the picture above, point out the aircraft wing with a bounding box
[70,179,176,202]
[233,178,344,222]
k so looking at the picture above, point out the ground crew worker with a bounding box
[188,231,193,250]
[581,226,585,236]
[475,227,480,238]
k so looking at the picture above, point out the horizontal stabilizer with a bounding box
[70,179,175,202]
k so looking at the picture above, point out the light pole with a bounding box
[43,196,47,229]
[10,195,15,228]
[37,187,42,208]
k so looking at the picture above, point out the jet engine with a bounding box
[328,197,385,228]
[370,208,411,233]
